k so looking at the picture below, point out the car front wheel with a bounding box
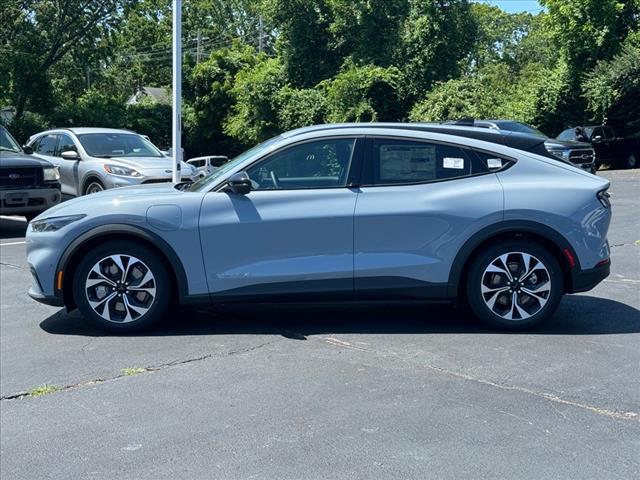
[466,241,563,330]
[73,241,171,332]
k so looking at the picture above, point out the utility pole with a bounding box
[172,0,182,184]
[258,16,264,54]
[196,29,202,64]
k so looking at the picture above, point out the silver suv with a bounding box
[27,128,198,196]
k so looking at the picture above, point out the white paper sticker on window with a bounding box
[487,158,503,169]
[443,157,464,169]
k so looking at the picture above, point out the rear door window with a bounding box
[362,138,473,186]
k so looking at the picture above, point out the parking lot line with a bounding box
[0,241,26,246]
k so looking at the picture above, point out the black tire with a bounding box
[73,241,171,333]
[466,240,563,330]
[84,180,105,195]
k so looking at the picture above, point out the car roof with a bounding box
[283,122,548,153]
[37,127,138,135]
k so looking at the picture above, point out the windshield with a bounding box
[497,121,547,138]
[0,126,22,153]
[187,136,283,192]
[77,132,164,158]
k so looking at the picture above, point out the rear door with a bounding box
[353,136,504,299]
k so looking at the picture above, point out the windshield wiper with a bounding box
[92,154,113,158]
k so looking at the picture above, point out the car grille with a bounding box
[0,167,41,189]
[569,149,595,165]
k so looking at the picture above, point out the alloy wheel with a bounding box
[481,252,551,321]
[84,255,157,323]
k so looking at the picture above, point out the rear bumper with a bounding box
[570,260,610,293]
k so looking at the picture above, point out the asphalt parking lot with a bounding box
[1,170,638,480]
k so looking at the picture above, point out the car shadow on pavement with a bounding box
[39,295,640,338]
[0,217,28,239]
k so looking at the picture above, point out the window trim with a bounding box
[214,136,365,193]
[357,135,516,188]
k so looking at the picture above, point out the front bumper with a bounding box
[0,187,61,215]
[570,259,611,293]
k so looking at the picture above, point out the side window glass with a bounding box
[57,134,76,156]
[246,138,355,190]
[592,127,603,139]
[473,151,511,172]
[363,139,471,185]
[604,127,614,139]
[35,134,57,155]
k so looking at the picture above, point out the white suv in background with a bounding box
[27,128,198,196]
[187,155,229,179]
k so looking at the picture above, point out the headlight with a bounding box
[104,165,141,177]
[30,214,86,232]
[547,148,570,160]
[43,167,60,182]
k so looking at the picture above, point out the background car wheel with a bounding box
[72,241,171,332]
[466,240,563,330]
[84,181,105,195]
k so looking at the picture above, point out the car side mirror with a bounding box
[61,150,79,160]
[22,145,33,154]
[593,135,602,142]
[226,172,252,195]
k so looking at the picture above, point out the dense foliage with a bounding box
[1,0,639,156]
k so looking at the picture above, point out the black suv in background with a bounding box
[558,125,640,169]
[0,126,61,222]
[445,119,597,174]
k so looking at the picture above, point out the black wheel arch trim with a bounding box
[447,220,581,296]
[55,224,190,303]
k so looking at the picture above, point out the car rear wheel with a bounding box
[73,241,171,332]
[466,240,563,330]
[84,180,105,195]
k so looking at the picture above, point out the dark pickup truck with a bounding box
[0,126,62,221]
[557,125,640,169]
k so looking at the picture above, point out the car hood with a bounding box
[544,139,592,149]
[39,183,185,218]
[0,151,54,168]
[98,156,193,172]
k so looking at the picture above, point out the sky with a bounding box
[473,0,543,14]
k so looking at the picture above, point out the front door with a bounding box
[199,137,361,300]
[55,133,81,196]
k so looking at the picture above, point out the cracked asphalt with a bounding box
[1,170,639,479]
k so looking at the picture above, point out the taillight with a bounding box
[597,189,611,209]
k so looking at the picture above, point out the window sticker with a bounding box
[487,158,503,169]
[443,157,465,169]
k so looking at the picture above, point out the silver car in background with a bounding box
[27,128,198,196]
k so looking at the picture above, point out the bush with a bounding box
[321,60,402,123]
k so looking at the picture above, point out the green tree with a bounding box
[224,56,287,144]
[261,0,338,88]
[321,60,402,122]
[396,0,476,102]
[583,37,640,134]
[0,0,129,120]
